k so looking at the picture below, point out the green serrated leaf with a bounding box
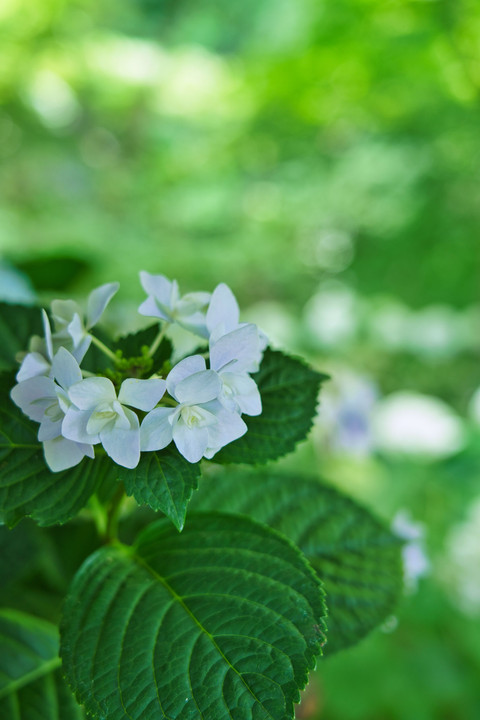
[214,349,328,465]
[0,303,43,372]
[117,446,201,531]
[61,513,327,720]
[0,608,85,719]
[0,375,117,527]
[191,471,403,654]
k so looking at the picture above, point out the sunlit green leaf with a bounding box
[61,513,327,720]
[215,349,328,464]
[191,471,403,654]
[117,446,201,530]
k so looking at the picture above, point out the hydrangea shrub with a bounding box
[0,274,403,720]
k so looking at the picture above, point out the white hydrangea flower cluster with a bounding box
[10,274,266,472]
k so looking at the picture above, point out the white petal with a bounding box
[119,378,166,412]
[38,416,63,441]
[177,312,209,338]
[100,408,140,468]
[10,376,57,421]
[67,313,87,347]
[172,420,209,463]
[86,404,116,435]
[206,283,239,334]
[139,272,174,306]
[166,355,206,397]
[137,296,170,321]
[70,335,92,363]
[56,386,70,414]
[176,292,211,317]
[43,436,93,472]
[51,299,78,328]
[62,407,100,444]
[203,401,247,456]
[236,389,262,416]
[140,407,174,451]
[68,377,116,410]
[177,405,217,431]
[258,327,269,352]
[16,352,51,382]
[113,401,131,429]
[221,372,262,416]
[175,370,221,405]
[52,347,82,390]
[42,309,54,361]
[210,324,261,373]
[86,282,120,329]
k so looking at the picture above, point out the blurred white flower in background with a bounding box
[299,227,355,274]
[303,282,361,348]
[24,68,80,130]
[392,509,430,593]
[442,497,480,616]
[366,297,480,357]
[405,305,468,359]
[371,392,466,460]
[317,370,378,456]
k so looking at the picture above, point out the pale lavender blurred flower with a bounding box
[392,509,430,593]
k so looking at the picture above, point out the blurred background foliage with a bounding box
[1,0,480,717]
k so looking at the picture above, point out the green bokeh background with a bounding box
[1,0,480,717]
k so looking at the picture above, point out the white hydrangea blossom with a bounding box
[62,377,166,468]
[140,356,247,463]
[209,325,262,416]
[50,281,119,362]
[138,272,211,337]
[16,310,54,382]
[10,347,95,472]
[207,283,268,371]
[10,274,267,471]
[16,283,119,380]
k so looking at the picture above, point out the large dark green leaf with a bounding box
[214,349,328,464]
[61,513,327,720]
[0,375,117,527]
[0,608,84,719]
[117,446,201,530]
[0,303,43,372]
[191,471,403,654]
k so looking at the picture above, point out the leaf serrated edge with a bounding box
[61,514,329,719]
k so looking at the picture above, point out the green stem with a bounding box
[88,495,108,538]
[105,485,126,543]
[149,323,169,357]
[90,334,119,363]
